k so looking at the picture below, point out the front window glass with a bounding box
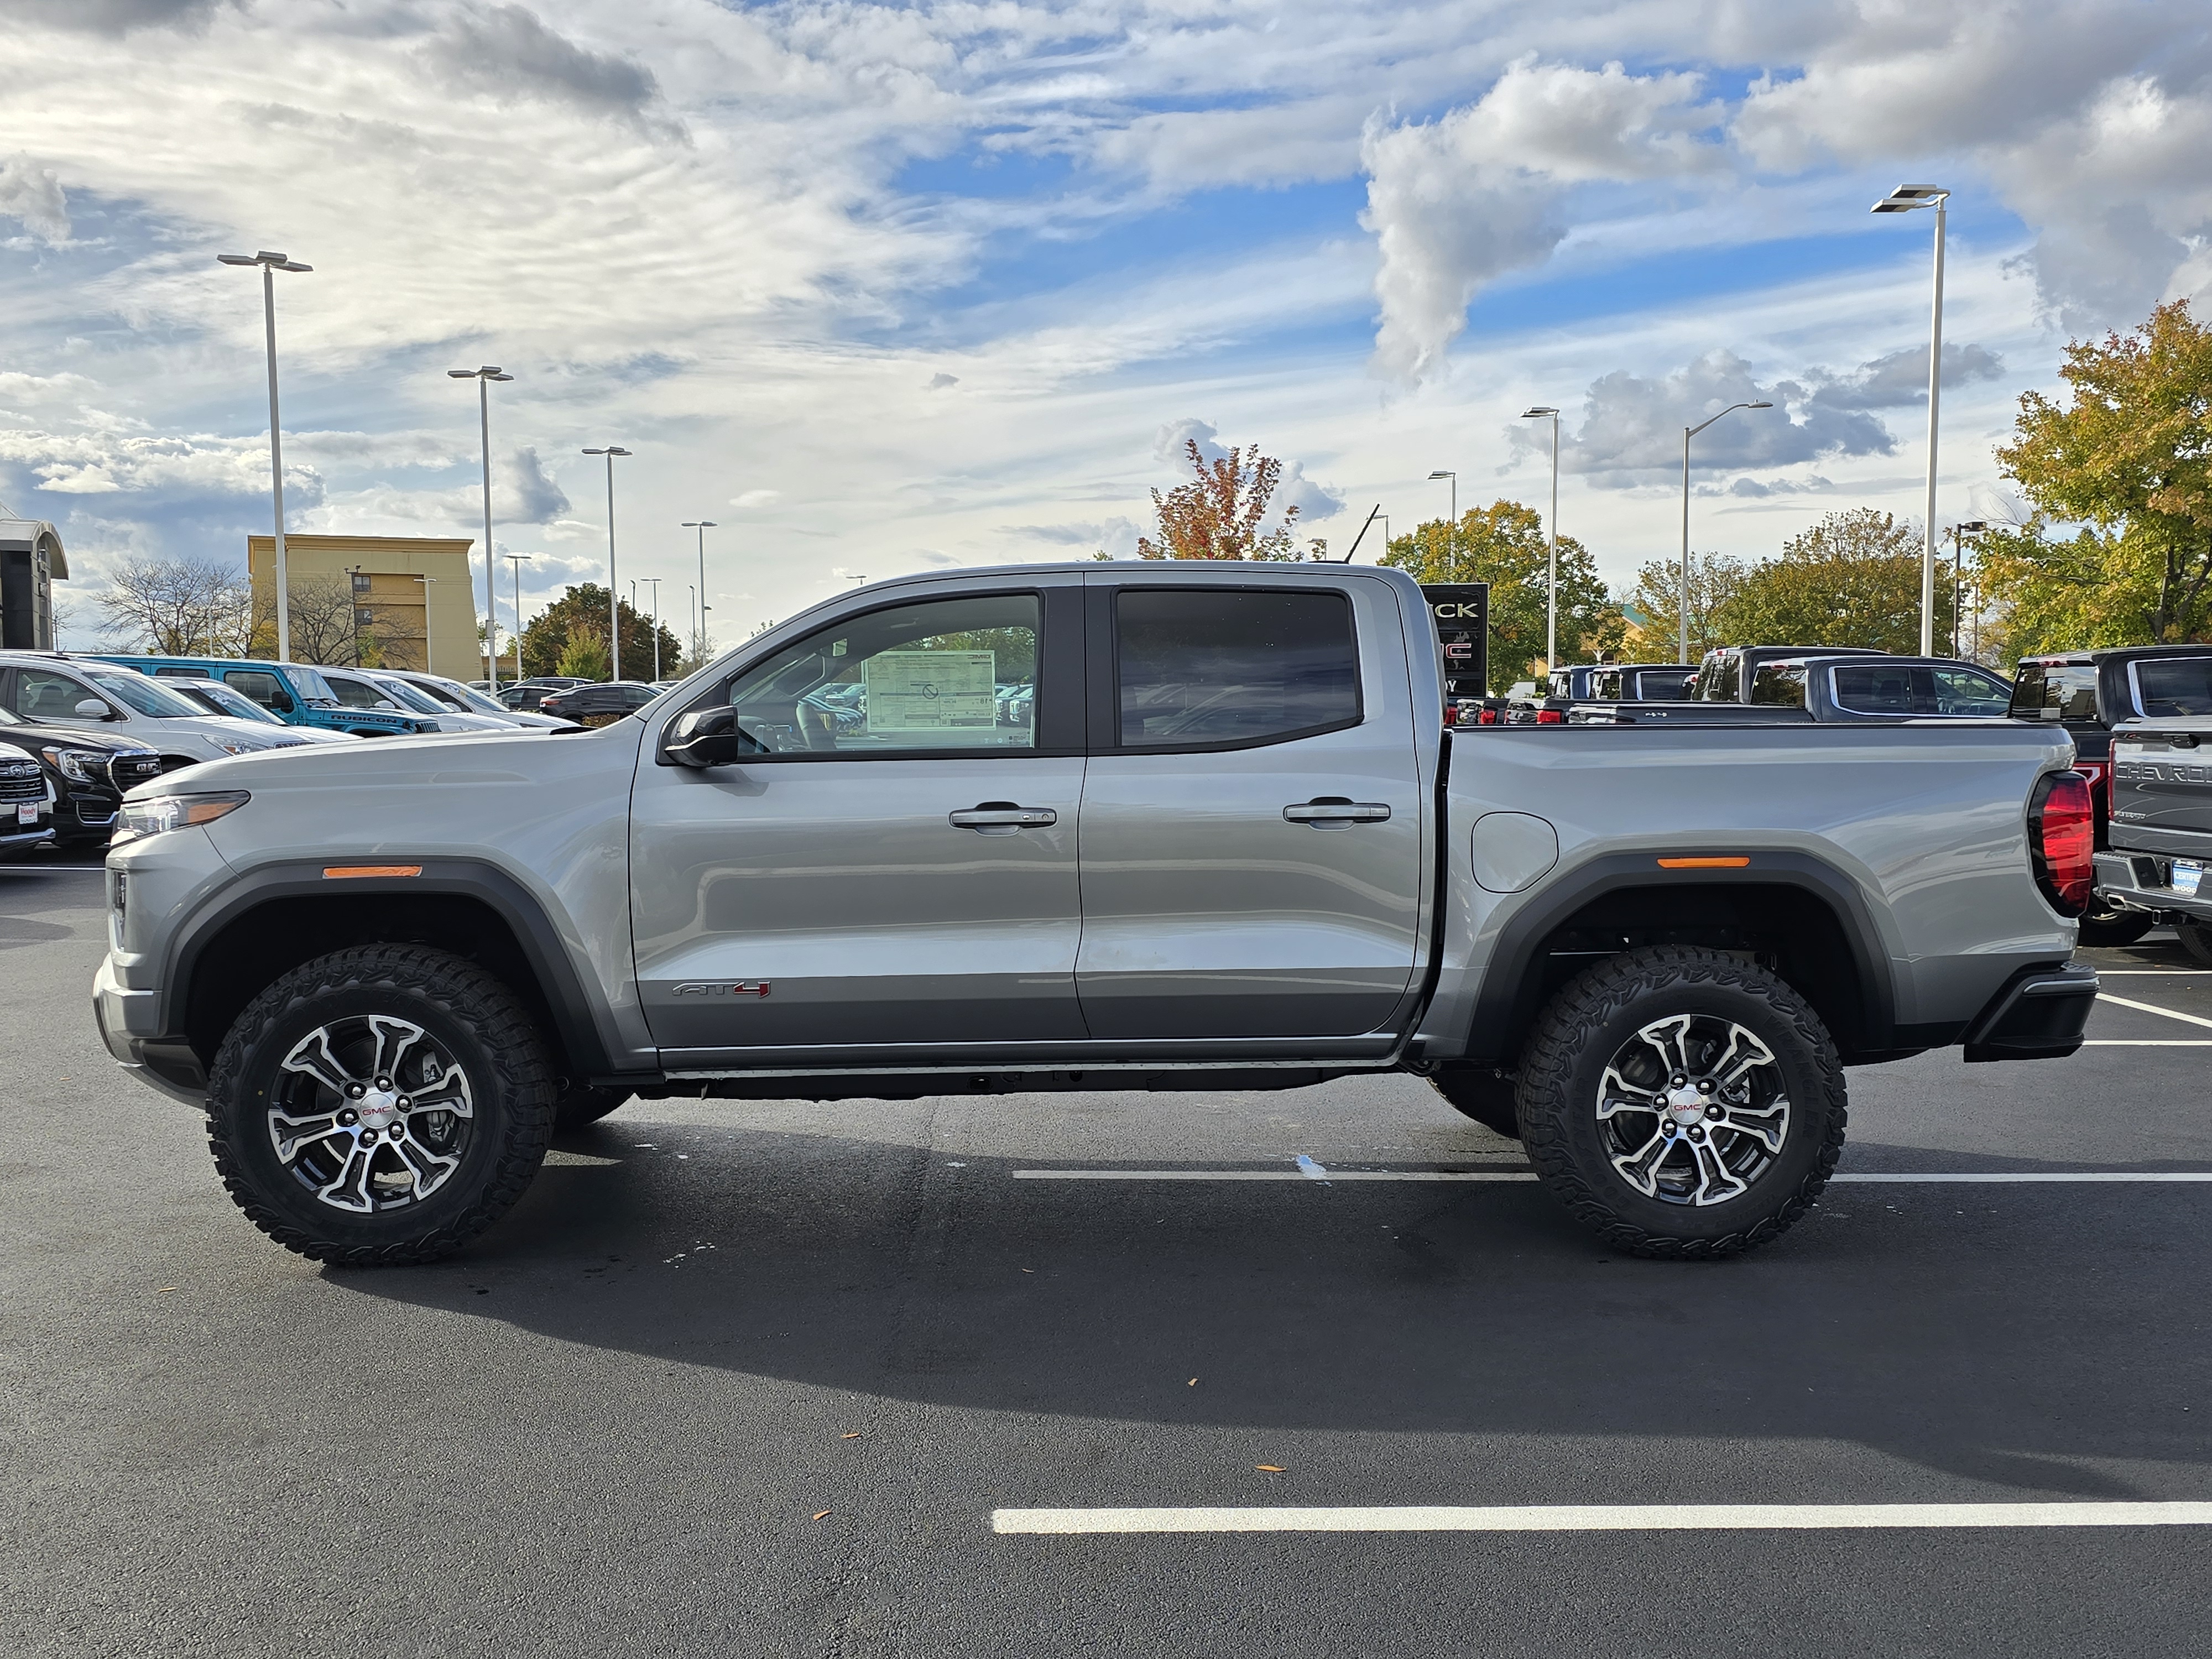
[722,593,1039,755]
[184,680,281,723]
[86,670,205,718]
[286,667,338,704]
[1832,664,1919,714]
[323,674,394,709]
[373,677,449,716]
[223,670,293,712]
[2010,663,2098,722]
[2134,658,2212,718]
[1929,666,2012,716]
[1114,588,1358,748]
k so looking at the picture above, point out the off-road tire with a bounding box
[2178,920,2212,967]
[1428,1065,1520,1139]
[205,944,556,1266]
[1515,945,1846,1259]
[554,1082,630,1133]
[2078,907,2155,948]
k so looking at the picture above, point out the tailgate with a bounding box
[2111,728,2212,844]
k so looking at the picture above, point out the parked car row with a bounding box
[0,649,657,858]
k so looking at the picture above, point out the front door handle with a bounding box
[950,802,1058,834]
[1283,797,1391,828]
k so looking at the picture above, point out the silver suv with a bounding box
[0,652,314,768]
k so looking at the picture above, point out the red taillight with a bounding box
[1536,708,1563,725]
[1478,707,1500,725]
[2030,770,2095,917]
[1442,705,1459,726]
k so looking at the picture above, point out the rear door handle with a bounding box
[950,802,1058,833]
[1283,798,1391,827]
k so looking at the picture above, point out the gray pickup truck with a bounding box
[2095,714,2212,962]
[93,562,2099,1267]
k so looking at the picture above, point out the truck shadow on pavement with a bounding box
[333,1119,2208,1500]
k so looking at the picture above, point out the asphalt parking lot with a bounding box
[8,852,2212,1658]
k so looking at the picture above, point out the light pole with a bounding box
[412,574,436,674]
[1872,184,1951,656]
[687,584,696,670]
[1948,520,1987,659]
[1522,407,1561,670]
[583,446,631,680]
[1679,401,1773,664]
[639,577,662,680]
[504,553,533,684]
[447,365,513,691]
[344,564,363,665]
[1428,469,1456,533]
[216,249,312,662]
[682,520,716,666]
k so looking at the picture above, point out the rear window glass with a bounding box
[1630,669,1694,700]
[1749,665,1807,707]
[1691,653,1740,701]
[2010,664,2099,722]
[1116,588,1359,748]
[1833,664,1920,714]
[1929,666,2012,716]
[2133,658,2212,718]
[222,670,290,711]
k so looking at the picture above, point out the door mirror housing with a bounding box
[662,706,760,768]
[74,698,113,720]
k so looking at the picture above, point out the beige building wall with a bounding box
[247,534,480,681]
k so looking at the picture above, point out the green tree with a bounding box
[1621,552,1750,662]
[518,583,682,681]
[555,625,609,682]
[1712,508,1950,654]
[1987,300,2212,648]
[1138,439,1327,561]
[1381,499,1620,689]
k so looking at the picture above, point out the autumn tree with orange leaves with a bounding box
[1136,439,1327,561]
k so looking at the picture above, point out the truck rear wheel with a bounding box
[2077,906,2154,948]
[1515,946,1845,1259]
[2178,921,2212,967]
[1428,1065,1520,1139]
[204,945,556,1266]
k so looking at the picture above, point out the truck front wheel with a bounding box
[204,945,557,1266]
[1516,946,1845,1259]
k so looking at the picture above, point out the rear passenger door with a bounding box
[1073,577,1426,1040]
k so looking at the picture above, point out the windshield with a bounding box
[2133,657,2212,718]
[436,677,509,714]
[181,680,282,723]
[286,666,338,703]
[372,676,451,716]
[85,670,206,718]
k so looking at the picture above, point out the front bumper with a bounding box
[93,954,207,1104]
[2094,850,2212,925]
[1961,962,2099,1063]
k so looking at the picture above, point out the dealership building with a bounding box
[0,509,66,651]
[247,533,479,682]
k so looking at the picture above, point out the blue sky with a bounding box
[1,0,2207,654]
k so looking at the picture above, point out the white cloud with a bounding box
[0,155,70,243]
[1361,56,1725,381]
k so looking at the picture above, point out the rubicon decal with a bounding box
[671,981,772,998]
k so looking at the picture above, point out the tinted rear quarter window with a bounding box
[1832,664,1919,714]
[2010,664,2100,722]
[1749,665,1807,707]
[1116,588,1359,748]
[2133,658,2212,717]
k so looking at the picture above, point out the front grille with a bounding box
[103,755,164,789]
[0,765,41,802]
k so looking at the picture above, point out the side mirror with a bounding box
[74,698,112,719]
[661,706,760,769]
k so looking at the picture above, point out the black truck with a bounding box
[2010,646,2212,945]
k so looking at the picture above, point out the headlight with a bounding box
[40,746,107,785]
[117,791,250,841]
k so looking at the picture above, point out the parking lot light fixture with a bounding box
[1428,469,1456,535]
[681,520,717,665]
[583,447,632,680]
[1522,408,1561,672]
[1949,521,1988,659]
[1679,401,1773,665]
[217,250,312,663]
[504,553,533,684]
[448,367,513,691]
[1871,185,1952,655]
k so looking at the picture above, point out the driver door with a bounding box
[630,583,1085,1058]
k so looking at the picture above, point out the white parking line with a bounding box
[2098,992,2212,1030]
[992,1501,2212,1535]
[2083,1039,2212,1046]
[2096,970,2212,976]
[1011,1168,2212,1183]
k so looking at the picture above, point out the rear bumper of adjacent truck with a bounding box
[2094,849,2212,925]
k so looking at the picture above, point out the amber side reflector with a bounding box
[323,864,422,879]
[1657,856,1751,869]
